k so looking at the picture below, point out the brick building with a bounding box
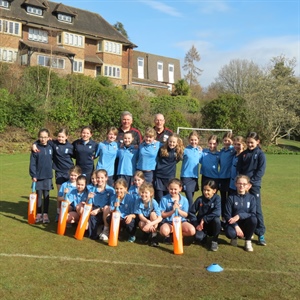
[0,0,181,90]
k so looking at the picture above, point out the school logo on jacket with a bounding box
[235,202,238,206]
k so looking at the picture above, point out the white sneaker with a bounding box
[245,240,253,252]
[211,241,218,252]
[230,238,238,247]
[99,228,109,241]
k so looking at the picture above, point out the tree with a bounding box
[174,79,190,96]
[113,22,129,39]
[182,45,203,86]
[216,59,262,96]
[244,56,300,144]
[201,94,249,135]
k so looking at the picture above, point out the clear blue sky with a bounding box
[63,0,299,87]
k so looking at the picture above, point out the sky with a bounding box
[62,0,299,88]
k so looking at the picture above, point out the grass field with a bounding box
[0,152,299,300]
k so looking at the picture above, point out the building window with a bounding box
[27,6,43,16]
[28,28,48,43]
[0,19,21,36]
[168,63,174,84]
[137,57,144,79]
[157,61,163,82]
[103,41,121,54]
[58,13,72,23]
[0,1,9,8]
[104,65,121,78]
[64,33,83,47]
[73,60,83,73]
[0,48,18,62]
[37,55,65,69]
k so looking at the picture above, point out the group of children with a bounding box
[29,125,267,252]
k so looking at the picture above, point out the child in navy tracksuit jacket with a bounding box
[237,132,266,246]
[189,180,221,251]
[224,175,257,252]
[29,128,53,224]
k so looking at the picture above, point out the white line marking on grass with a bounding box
[0,253,297,275]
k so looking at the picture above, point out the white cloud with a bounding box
[139,0,182,17]
[177,35,299,87]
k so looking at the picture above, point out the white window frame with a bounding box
[0,1,9,8]
[28,28,48,43]
[27,6,43,16]
[103,64,121,78]
[37,55,65,69]
[73,60,83,73]
[137,57,144,79]
[157,61,163,82]
[58,13,72,23]
[0,47,18,62]
[63,32,84,48]
[168,63,174,84]
[103,40,121,55]
[0,19,21,36]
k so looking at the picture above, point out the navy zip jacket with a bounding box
[72,139,98,175]
[29,143,53,180]
[224,193,256,227]
[50,140,74,173]
[237,146,266,187]
[155,147,180,179]
[189,194,221,227]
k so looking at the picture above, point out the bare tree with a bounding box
[216,59,262,96]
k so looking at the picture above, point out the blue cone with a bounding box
[206,263,223,272]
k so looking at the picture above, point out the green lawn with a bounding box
[0,153,299,300]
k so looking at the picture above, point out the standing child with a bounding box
[229,136,246,194]
[88,169,115,240]
[224,175,257,252]
[180,131,203,207]
[72,126,98,183]
[56,165,82,221]
[159,178,196,244]
[219,132,235,218]
[134,182,162,247]
[189,180,221,251]
[237,132,267,246]
[95,127,119,186]
[107,178,137,242]
[128,171,145,201]
[154,133,184,203]
[116,132,139,187]
[29,128,53,223]
[200,135,220,190]
[66,175,92,225]
[136,127,161,183]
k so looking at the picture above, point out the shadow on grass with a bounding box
[278,144,300,152]
[0,196,80,238]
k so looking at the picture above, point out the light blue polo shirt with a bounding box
[159,194,189,222]
[117,145,138,176]
[136,141,161,171]
[134,198,161,218]
[95,141,119,176]
[219,145,235,179]
[180,145,203,178]
[200,149,220,178]
[110,193,135,219]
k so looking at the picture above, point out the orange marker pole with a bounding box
[173,208,183,255]
[108,199,121,247]
[57,196,70,236]
[28,182,37,224]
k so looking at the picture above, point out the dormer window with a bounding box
[0,1,9,8]
[58,13,72,23]
[27,6,43,16]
